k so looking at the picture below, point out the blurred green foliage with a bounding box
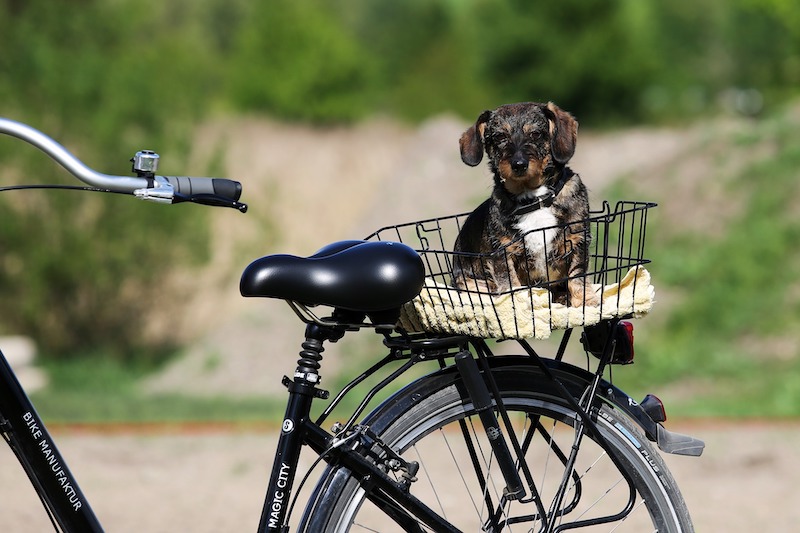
[1,0,799,362]
[232,0,798,125]
[3,0,799,127]
[0,0,216,360]
[608,110,800,416]
[228,0,376,122]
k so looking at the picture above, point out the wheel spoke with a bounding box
[409,442,447,521]
[302,365,693,533]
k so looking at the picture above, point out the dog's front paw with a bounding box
[568,279,599,307]
[455,275,495,293]
[582,288,601,307]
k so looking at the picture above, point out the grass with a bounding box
[30,355,287,424]
[28,338,435,426]
[607,108,800,418]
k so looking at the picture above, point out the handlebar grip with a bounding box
[162,176,243,202]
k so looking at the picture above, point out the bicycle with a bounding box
[0,117,704,532]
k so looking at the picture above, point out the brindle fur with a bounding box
[452,102,598,306]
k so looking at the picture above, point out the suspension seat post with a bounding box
[294,322,346,387]
[258,322,345,532]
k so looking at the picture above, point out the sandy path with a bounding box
[1,421,798,531]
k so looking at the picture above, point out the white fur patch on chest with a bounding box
[514,208,558,252]
[513,188,558,274]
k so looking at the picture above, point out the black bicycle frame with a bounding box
[1,320,691,533]
[0,349,103,532]
[0,327,461,533]
[257,370,461,533]
[255,326,610,533]
[257,324,677,532]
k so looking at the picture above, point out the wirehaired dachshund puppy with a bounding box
[452,102,599,307]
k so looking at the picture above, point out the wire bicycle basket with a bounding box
[366,201,657,340]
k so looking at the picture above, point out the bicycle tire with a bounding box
[300,359,693,532]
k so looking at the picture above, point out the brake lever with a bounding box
[172,192,248,213]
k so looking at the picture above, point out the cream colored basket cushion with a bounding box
[399,267,654,340]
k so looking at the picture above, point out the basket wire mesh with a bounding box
[366,201,656,339]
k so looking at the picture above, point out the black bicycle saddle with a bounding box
[240,240,425,313]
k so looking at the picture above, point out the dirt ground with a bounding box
[1,420,798,531]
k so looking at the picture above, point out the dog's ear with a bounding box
[544,102,578,164]
[459,110,491,167]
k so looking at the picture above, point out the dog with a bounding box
[452,101,598,307]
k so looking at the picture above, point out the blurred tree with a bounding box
[0,0,215,361]
[460,0,663,125]
[744,0,800,35]
[228,0,375,122]
[333,0,487,119]
[723,0,800,100]
[643,0,800,117]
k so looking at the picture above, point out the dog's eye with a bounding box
[529,130,545,141]
[492,135,510,148]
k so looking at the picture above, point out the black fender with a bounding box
[365,355,704,457]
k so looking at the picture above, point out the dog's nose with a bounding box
[511,158,528,174]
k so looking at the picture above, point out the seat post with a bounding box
[258,322,345,532]
[294,322,346,387]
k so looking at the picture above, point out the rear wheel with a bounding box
[301,363,693,532]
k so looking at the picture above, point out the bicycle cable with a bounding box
[284,430,364,528]
[0,184,249,212]
[0,184,122,195]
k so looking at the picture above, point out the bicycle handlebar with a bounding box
[0,117,247,212]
